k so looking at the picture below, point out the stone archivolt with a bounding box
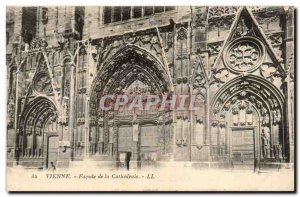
[6,6,294,168]
[210,75,285,160]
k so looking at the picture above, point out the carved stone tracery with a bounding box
[7,6,293,167]
[17,97,58,158]
[32,71,53,95]
[211,75,285,159]
[223,37,265,73]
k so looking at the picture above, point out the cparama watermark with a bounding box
[98,94,201,112]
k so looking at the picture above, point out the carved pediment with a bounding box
[210,7,286,87]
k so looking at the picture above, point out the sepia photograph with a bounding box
[5,4,295,192]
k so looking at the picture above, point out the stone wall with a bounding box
[6,6,295,168]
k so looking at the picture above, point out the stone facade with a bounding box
[6,6,295,169]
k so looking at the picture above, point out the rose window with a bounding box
[223,37,264,73]
[32,72,53,95]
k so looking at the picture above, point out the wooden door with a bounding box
[140,125,158,168]
[231,128,255,166]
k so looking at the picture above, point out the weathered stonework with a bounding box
[6,6,294,170]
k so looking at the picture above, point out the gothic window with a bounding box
[104,7,112,24]
[133,7,142,18]
[144,6,154,16]
[21,7,37,45]
[41,7,48,24]
[154,6,164,13]
[112,6,122,22]
[74,7,85,40]
[103,6,175,24]
[122,7,131,21]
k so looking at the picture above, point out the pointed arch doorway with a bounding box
[227,100,260,169]
[210,75,285,170]
[16,97,59,169]
[89,45,174,169]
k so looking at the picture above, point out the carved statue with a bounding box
[272,109,281,124]
[261,127,271,159]
[262,114,270,126]
[246,102,253,125]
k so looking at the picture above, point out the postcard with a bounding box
[6,6,295,191]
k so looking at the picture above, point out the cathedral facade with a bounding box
[6,6,295,170]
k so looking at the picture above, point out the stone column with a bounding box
[133,121,140,169]
[284,7,294,163]
[157,120,164,156]
[68,63,76,159]
[12,67,20,164]
[97,118,104,154]
[108,120,114,157]
[112,122,119,159]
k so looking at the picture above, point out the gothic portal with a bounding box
[6,6,294,170]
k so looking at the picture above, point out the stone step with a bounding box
[70,160,116,168]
